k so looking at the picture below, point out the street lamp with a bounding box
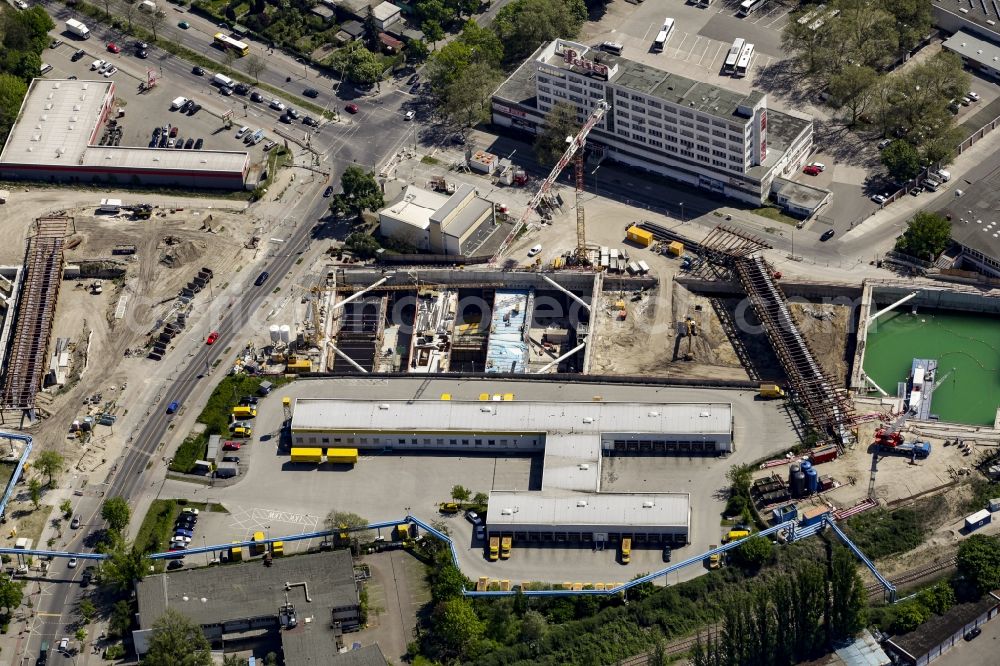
[679,202,685,224]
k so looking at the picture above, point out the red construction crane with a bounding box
[493,100,610,262]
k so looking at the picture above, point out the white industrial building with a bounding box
[290,398,734,544]
[491,40,815,206]
[378,183,497,255]
[0,79,249,189]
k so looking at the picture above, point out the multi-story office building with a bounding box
[492,40,817,207]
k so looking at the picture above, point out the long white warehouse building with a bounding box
[290,398,733,544]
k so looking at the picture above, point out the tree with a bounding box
[892,599,929,633]
[101,0,114,18]
[881,140,922,182]
[331,166,384,218]
[144,10,167,43]
[957,534,1000,595]
[324,509,371,543]
[341,46,383,85]
[534,101,580,166]
[142,609,212,666]
[101,496,131,535]
[264,652,278,666]
[894,211,951,261]
[344,232,381,259]
[434,598,485,655]
[472,492,488,506]
[110,599,133,638]
[733,536,773,569]
[35,450,64,487]
[431,564,469,601]
[828,65,878,125]
[0,576,24,616]
[75,627,87,642]
[520,609,547,642]
[407,39,430,63]
[495,0,588,64]
[79,598,96,623]
[244,53,267,83]
[0,73,28,144]
[829,545,866,639]
[422,20,445,49]
[59,499,72,518]
[28,478,41,509]
[726,463,753,498]
[101,537,151,593]
[451,485,471,502]
[124,0,140,31]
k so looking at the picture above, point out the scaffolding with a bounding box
[1,218,68,411]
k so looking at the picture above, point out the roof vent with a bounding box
[642,501,654,508]
[576,500,588,507]
[480,406,493,413]
[582,417,594,423]
[378,403,389,410]
[501,508,513,515]
[578,463,590,470]
[648,411,659,417]
[700,411,711,417]
[73,104,81,111]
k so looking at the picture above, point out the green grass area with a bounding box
[964,478,1000,513]
[259,148,292,190]
[841,496,944,560]
[169,374,289,473]
[749,206,801,227]
[67,0,332,119]
[420,155,440,165]
[135,499,223,568]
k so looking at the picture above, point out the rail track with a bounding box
[616,627,718,666]
[865,557,957,597]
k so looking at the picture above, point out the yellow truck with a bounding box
[439,502,459,514]
[500,536,512,559]
[708,544,721,569]
[725,529,751,543]
[759,383,786,399]
[232,405,257,419]
[326,447,358,465]
[621,538,632,565]
[290,447,323,463]
[488,536,500,561]
[232,426,252,438]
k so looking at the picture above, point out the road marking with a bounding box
[36,612,62,617]
[685,36,704,62]
[701,42,725,69]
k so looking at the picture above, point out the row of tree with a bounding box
[691,546,866,666]
[0,7,54,145]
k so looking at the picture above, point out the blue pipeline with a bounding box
[823,516,896,597]
[0,431,32,520]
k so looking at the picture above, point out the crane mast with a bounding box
[493,100,610,261]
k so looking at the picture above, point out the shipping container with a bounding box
[272,541,284,556]
[759,383,785,399]
[809,444,839,465]
[326,447,358,464]
[667,241,684,256]
[290,447,323,463]
[772,503,797,524]
[800,506,830,527]
[965,509,991,531]
[626,226,653,247]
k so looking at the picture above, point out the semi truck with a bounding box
[66,19,91,39]
[875,430,931,459]
[621,537,631,564]
[488,537,499,561]
[290,447,323,463]
[326,448,358,464]
[500,536,512,559]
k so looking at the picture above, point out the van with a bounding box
[170,96,188,110]
[90,58,104,70]
[213,73,234,88]
[600,41,624,55]
[235,125,249,139]
[935,169,951,182]
[40,63,53,75]
[249,129,264,145]
[232,406,256,419]
[923,178,941,192]
[139,0,156,10]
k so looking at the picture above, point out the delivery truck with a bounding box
[232,405,257,419]
[66,19,91,39]
[488,536,499,561]
[621,537,631,564]
[500,535,512,559]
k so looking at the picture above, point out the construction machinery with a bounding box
[875,429,931,459]
[494,100,610,262]
[708,545,721,569]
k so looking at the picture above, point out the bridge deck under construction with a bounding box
[1,218,67,410]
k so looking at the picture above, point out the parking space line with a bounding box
[685,36,705,62]
[641,24,655,42]
[699,42,725,68]
[671,33,690,54]
[765,11,789,29]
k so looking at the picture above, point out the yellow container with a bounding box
[440,393,452,400]
[626,226,653,247]
[326,447,358,464]
[230,541,243,561]
[272,541,284,556]
[667,241,684,256]
[290,447,323,463]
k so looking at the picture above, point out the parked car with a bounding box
[303,88,319,98]
[803,165,821,176]
[170,535,192,544]
[192,66,204,76]
[968,91,981,102]
[71,49,86,62]
[965,627,982,641]
[67,558,78,569]
[187,103,202,116]
[103,66,117,77]
[166,400,180,414]
[184,138,194,149]
[404,110,415,121]
[527,244,542,257]
[106,42,121,53]
[182,508,199,516]
[807,162,826,171]
[346,103,359,114]
[662,546,672,562]
[174,528,194,539]
[250,92,264,103]
[174,136,184,149]
[222,456,241,463]
[870,193,888,204]
[323,185,334,197]
[169,126,179,137]
[223,441,241,451]
[167,560,184,570]
[254,271,269,286]
[70,517,80,529]
[877,138,892,150]
[475,525,484,540]
[465,510,482,526]
[58,638,69,654]
[206,331,220,344]
[820,229,836,241]
[50,39,63,49]
[194,138,204,149]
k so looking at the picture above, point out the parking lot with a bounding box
[158,377,797,584]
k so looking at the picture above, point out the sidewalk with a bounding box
[842,124,1000,242]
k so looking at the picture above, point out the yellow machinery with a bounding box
[439,502,459,514]
[667,240,684,256]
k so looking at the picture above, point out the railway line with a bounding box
[865,557,957,597]
[616,626,718,666]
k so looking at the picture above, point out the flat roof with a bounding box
[372,0,400,19]
[0,79,249,174]
[487,490,690,529]
[772,177,830,210]
[135,550,357,630]
[540,40,764,121]
[942,30,1000,67]
[0,78,112,166]
[886,592,1000,659]
[935,3,1000,42]
[940,173,1000,260]
[291,399,733,436]
[284,632,388,666]
[381,184,449,230]
[542,433,601,492]
[446,195,493,240]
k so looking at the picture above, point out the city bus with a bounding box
[723,37,745,74]
[213,32,250,57]
[652,17,675,52]
[735,42,755,77]
[737,0,765,17]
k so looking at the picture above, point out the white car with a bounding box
[870,194,887,204]
[15,0,28,9]
[269,99,286,111]
[58,637,70,653]
[968,91,980,102]
[67,558,78,568]
[98,62,112,74]
[527,244,542,257]
[170,535,192,545]
[91,59,105,71]
[181,508,199,516]
[103,66,117,77]
[235,126,249,139]
[808,162,826,172]
[404,110,415,121]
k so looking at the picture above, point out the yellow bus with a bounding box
[213,32,249,56]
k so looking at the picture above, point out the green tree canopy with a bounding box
[881,140,922,182]
[102,536,152,593]
[431,563,469,601]
[495,0,587,63]
[331,166,384,218]
[957,534,1000,595]
[733,536,773,569]
[34,450,64,487]
[102,496,132,535]
[0,575,24,616]
[534,101,580,166]
[451,485,471,501]
[828,65,878,124]
[894,211,951,261]
[0,73,27,145]
[141,609,212,666]
[341,47,383,85]
[434,598,485,654]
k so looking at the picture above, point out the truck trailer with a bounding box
[290,447,323,463]
[326,447,358,464]
[66,19,91,39]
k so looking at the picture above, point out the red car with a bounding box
[803,165,821,176]
[223,441,241,451]
[169,126,178,138]
[107,42,121,54]
[345,103,359,114]
[206,331,220,345]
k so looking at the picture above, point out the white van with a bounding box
[40,63,53,75]
[139,0,156,10]
[600,41,624,55]
[170,96,189,110]
[934,169,951,182]
[213,73,234,88]
[235,126,250,139]
[90,59,104,71]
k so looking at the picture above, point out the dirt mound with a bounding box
[160,239,207,268]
